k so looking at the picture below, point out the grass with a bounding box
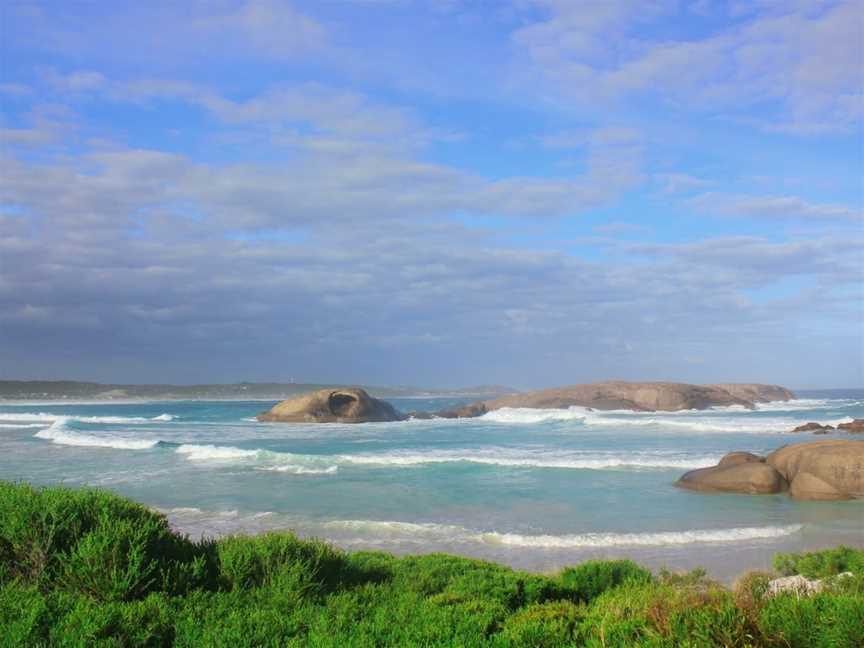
[0,481,862,647]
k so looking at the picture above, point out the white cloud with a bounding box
[690,193,864,221]
[513,0,863,134]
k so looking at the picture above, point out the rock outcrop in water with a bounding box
[710,384,794,403]
[676,439,864,500]
[838,419,864,433]
[436,381,793,417]
[257,388,405,423]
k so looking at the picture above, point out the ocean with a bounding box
[1,392,862,581]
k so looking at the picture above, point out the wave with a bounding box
[480,407,591,424]
[477,525,803,548]
[35,420,161,450]
[336,449,720,471]
[0,412,175,424]
[173,444,339,475]
[163,506,802,549]
[0,423,47,429]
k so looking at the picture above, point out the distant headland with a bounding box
[0,380,516,402]
[255,381,797,424]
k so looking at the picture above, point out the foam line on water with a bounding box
[480,406,590,424]
[174,444,339,475]
[1,412,175,424]
[34,419,161,450]
[336,449,721,471]
[164,443,720,473]
[162,507,803,549]
[476,525,804,548]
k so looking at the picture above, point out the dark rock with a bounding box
[792,422,835,433]
[838,419,864,433]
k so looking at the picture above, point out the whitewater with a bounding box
[0,393,862,579]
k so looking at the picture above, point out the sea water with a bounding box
[1,393,862,580]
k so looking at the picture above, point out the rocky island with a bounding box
[257,387,406,423]
[437,381,794,418]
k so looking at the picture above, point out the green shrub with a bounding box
[0,482,209,599]
[559,559,654,603]
[2,480,862,647]
[50,591,174,647]
[773,546,864,579]
[0,583,53,647]
[216,532,345,597]
[758,591,864,648]
[173,590,310,647]
[497,600,584,647]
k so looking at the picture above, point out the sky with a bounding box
[0,0,862,389]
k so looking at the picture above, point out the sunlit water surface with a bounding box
[1,392,862,581]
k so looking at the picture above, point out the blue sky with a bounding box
[1,0,862,389]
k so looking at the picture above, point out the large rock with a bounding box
[838,419,864,433]
[440,381,762,417]
[257,388,405,423]
[766,439,864,500]
[676,455,788,495]
[677,440,864,501]
[710,383,795,403]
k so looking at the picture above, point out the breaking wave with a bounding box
[35,419,161,450]
[174,444,339,475]
[161,507,803,549]
[336,449,720,471]
[0,412,175,424]
[480,407,591,424]
[476,525,803,548]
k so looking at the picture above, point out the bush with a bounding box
[0,583,53,647]
[773,546,864,579]
[0,482,208,600]
[50,591,175,647]
[497,600,584,647]
[1,480,861,647]
[559,559,654,603]
[758,591,864,648]
[215,532,345,598]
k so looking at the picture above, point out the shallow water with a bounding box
[1,393,862,581]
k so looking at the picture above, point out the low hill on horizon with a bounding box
[0,380,518,401]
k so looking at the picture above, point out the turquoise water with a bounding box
[1,395,862,579]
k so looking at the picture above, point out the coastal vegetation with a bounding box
[1,481,862,647]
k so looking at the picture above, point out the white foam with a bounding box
[480,406,590,424]
[336,448,719,471]
[174,444,339,475]
[0,412,176,424]
[0,423,47,429]
[477,525,803,548]
[582,414,854,434]
[34,419,161,450]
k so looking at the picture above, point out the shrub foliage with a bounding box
[0,481,861,647]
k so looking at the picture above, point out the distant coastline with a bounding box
[0,380,517,402]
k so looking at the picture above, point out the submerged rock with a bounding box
[257,388,405,423]
[677,439,864,501]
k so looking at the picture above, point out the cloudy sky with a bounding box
[1,0,862,389]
